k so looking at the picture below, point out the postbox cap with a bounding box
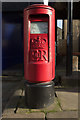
[24,4,54,11]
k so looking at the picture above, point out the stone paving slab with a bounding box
[31,98,61,113]
[2,83,45,120]
[2,80,79,120]
[2,81,20,111]
[17,91,62,114]
[3,112,45,119]
[3,82,23,117]
[56,89,78,111]
[2,85,61,119]
[3,89,22,116]
[46,111,78,119]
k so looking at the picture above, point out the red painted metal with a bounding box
[24,4,55,83]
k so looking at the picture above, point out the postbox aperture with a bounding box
[29,14,49,63]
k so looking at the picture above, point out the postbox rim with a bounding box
[24,4,55,12]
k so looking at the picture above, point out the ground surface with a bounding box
[1,64,79,120]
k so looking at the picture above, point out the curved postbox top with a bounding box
[24,4,55,12]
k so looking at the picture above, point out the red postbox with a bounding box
[24,4,55,108]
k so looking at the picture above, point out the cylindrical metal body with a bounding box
[24,4,55,83]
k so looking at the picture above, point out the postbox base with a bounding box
[25,81,55,109]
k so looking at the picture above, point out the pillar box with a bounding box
[24,4,55,108]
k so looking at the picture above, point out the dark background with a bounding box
[2,2,80,69]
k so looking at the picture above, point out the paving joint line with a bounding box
[14,87,24,113]
[55,92,63,111]
[45,116,47,120]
